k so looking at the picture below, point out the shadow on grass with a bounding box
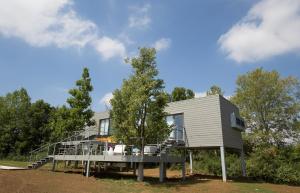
[52,168,214,188]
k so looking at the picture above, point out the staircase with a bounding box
[158,139,185,155]
[27,126,97,169]
[28,156,53,169]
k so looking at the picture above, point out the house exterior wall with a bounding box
[92,95,244,150]
[165,95,224,148]
[219,96,243,149]
[93,111,110,129]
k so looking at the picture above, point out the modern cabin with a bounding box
[89,95,246,181]
[28,95,245,182]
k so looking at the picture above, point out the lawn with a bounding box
[0,160,299,193]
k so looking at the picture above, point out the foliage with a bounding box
[0,88,53,157]
[48,105,73,141]
[110,47,169,149]
[206,85,224,96]
[193,68,300,185]
[28,100,53,148]
[67,67,95,129]
[50,67,95,141]
[246,146,300,185]
[170,87,195,102]
[192,150,241,177]
[231,68,300,147]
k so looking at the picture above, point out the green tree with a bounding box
[231,68,300,147]
[49,68,95,141]
[110,48,169,151]
[29,100,53,148]
[0,89,54,156]
[67,67,95,130]
[0,88,31,155]
[206,85,224,96]
[171,87,195,101]
[49,105,74,141]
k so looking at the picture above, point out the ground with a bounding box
[0,161,299,193]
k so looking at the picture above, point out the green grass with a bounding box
[233,182,275,193]
[0,160,30,167]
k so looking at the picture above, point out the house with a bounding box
[91,94,246,181]
[29,95,245,182]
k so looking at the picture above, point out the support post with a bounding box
[181,161,186,180]
[159,162,165,182]
[189,151,193,175]
[97,162,101,173]
[220,146,227,182]
[52,160,56,171]
[240,148,246,177]
[86,160,90,177]
[133,162,137,176]
[137,162,144,182]
[163,163,167,179]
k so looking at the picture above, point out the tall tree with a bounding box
[49,105,74,141]
[231,68,300,147]
[206,85,224,96]
[29,100,53,148]
[49,68,95,141]
[110,48,169,151]
[171,87,195,102]
[67,67,95,130]
[0,88,31,155]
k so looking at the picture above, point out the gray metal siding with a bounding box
[219,96,243,149]
[165,95,223,148]
[91,95,243,149]
[84,111,110,137]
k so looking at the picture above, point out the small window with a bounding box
[99,119,110,136]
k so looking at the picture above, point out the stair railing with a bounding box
[28,126,97,163]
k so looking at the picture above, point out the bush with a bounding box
[192,150,241,177]
[246,146,300,185]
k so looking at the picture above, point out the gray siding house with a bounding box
[92,94,246,181]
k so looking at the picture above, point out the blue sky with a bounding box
[0,0,299,111]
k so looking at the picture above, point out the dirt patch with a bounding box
[0,168,299,193]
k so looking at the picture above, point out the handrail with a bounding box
[28,126,97,162]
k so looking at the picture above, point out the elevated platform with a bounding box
[53,154,184,163]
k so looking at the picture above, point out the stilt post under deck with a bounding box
[189,150,193,175]
[52,160,56,171]
[86,160,90,177]
[159,162,165,182]
[181,161,186,180]
[220,146,227,182]
[240,148,246,177]
[137,162,144,181]
[133,162,137,176]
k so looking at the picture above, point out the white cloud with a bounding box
[195,91,231,99]
[0,0,125,60]
[0,0,96,48]
[100,92,113,106]
[218,0,300,63]
[93,37,126,60]
[195,92,206,98]
[128,4,151,29]
[153,38,171,51]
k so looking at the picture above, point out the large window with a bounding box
[99,118,110,135]
[166,114,184,141]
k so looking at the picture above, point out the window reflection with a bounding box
[166,114,184,141]
[100,118,110,135]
